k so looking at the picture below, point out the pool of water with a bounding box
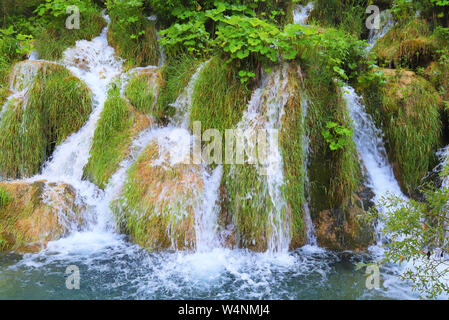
[0,232,414,300]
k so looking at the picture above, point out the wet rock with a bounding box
[113,138,203,251]
[314,192,376,253]
[0,181,86,253]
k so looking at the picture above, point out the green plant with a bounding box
[376,183,449,299]
[106,0,159,67]
[0,186,10,208]
[321,121,353,151]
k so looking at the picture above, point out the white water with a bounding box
[234,65,291,253]
[343,86,406,246]
[300,96,318,248]
[293,2,314,26]
[366,10,394,51]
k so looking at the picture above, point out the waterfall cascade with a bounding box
[343,86,406,247]
[366,10,394,51]
[293,2,314,26]
[234,65,291,253]
[0,2,425,300]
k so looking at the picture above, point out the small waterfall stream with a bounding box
[343,86,406,248]
[366,10,394,51]
[234,65,291,253]
[293,2,314,26]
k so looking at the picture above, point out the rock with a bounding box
[314,191,376,252]
[113,136,203,251]
[0,181,86,253]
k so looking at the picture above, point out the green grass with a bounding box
[190,56,251,136]
[0,186,10,208]
[107,13,158,68]
[373,18,436,69]
[357,68,443,195]
[156,56,201,121]
[83,83,134,189]
[34,9,106,61]
[304,65,361,216]
[125,73,157,117]
[0,62,92,179]
[308,0,368,38]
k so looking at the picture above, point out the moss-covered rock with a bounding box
[0,181,85,253]
[221,64,307,251]
[0,61,92,179]
[374,18,436,69]
[112,140,203,251]
[302,55,375,251]
[358,68,442,195]
[83,68,162,189]
[280,64,308,249]
[314,187,375,252]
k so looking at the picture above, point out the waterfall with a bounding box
[343,85,406,247]
[301,97,317,247]
[235,65,291,253]
[35,15,123,186]
[293,2,314,26]
[366,10,394,51]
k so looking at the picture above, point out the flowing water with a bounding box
[366,10,394,51]
[293,2,314,26]
[0,8,420,300]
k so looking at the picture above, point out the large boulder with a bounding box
[113,133,204,251]
[0,181,85,253]
[314,187,376,252]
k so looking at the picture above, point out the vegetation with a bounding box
[0,61,92,179]
[1,0,449,299]
[106,0,159,67]
[84,69,161,189]
[33,0,106,60]
[112,142,201,251]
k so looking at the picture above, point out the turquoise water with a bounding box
[0,233,414,300]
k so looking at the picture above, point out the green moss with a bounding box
[374,18,436,69]
[125,72,157,117]
[225,164,275,251]
[358,68,443,195]
[156,56,201,120]
[112,144,200,251]
[34,9,106,61]
[83,83,134,189]
[0,62,92,179]
[0,181,83,252]
[107,14,158,68]
[280,66,307,249]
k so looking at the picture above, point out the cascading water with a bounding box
[293,2,314,26]
[366,10,394,51]
[343,86,406,247]
[0,5,419,300]
[234,65,291,253]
